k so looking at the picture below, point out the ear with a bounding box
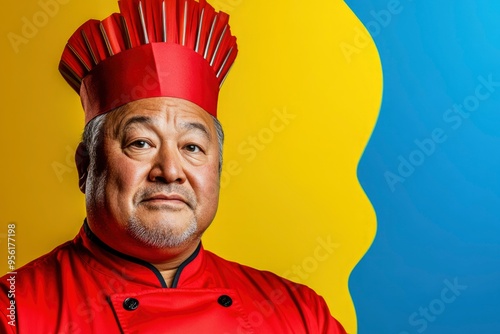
[75,142,90,194]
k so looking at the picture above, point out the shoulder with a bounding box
[0,239,78,330]
[203,250,329,310]
[0,239,76,291]
[203,250,346,333]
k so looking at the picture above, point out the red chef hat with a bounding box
[59,0,238,124]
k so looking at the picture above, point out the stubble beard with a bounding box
[87,170,200,249]
[126,214,198,249]
[128,184,200,249]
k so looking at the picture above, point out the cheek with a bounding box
[190,165,220,206]
[105,157,151,198]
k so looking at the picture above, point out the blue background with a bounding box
[347,1,500,333]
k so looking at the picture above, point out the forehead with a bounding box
[105,97,214,135]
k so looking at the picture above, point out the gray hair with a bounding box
[82,110,224,178]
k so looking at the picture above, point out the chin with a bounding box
[126,215,199,249]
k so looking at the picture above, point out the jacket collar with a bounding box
[75,220,206,289]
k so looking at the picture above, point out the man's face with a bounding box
[86,97,220,260]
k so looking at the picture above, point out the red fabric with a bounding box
[80,43,219,123]
[0,224,346,333]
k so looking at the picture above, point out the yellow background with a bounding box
[0,0,381,332]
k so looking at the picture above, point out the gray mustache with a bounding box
[135,184,196,209]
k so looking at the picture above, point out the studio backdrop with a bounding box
[4,1,498,333]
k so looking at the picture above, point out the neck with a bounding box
[151,242,201,287]
[158,268,178,287]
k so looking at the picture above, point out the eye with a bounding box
[129,140,152,149]
[185,144,202,153]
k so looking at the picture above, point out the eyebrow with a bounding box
[116,116,153,138]
[180,121,211,141]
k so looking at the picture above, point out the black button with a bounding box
[123,297,139,311]
[218,295,232,307]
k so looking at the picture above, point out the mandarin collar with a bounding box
[75,220,206,289]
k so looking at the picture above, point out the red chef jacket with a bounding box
[0,223,346,333]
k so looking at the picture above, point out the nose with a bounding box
[148,142,186,184]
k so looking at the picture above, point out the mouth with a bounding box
[141,194,189,208]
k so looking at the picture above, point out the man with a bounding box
[1,0,346,332]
